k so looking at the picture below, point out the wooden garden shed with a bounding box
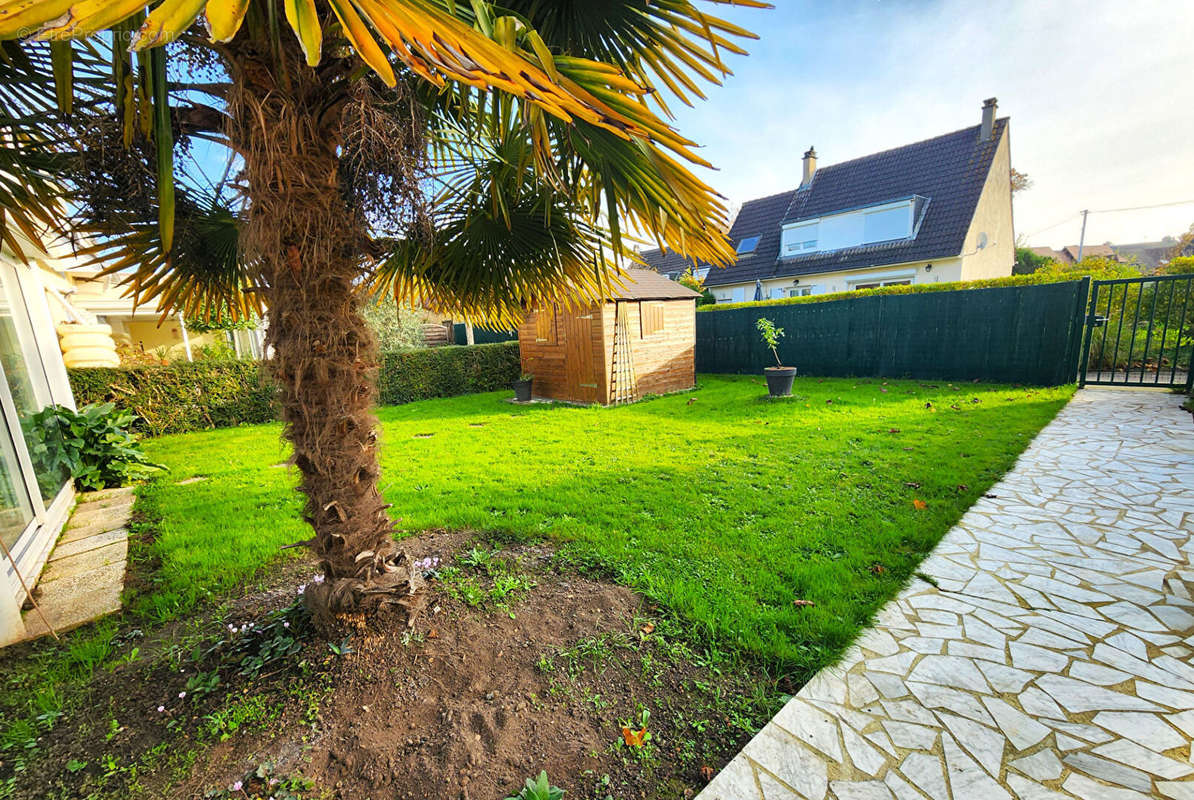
[518,268,700,405]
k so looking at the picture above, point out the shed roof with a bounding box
[607,267,701,300]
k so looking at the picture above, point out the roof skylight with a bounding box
[736,235,761,255]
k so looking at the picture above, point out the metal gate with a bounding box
[1079,274,1194,389]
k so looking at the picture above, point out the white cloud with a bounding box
[669,0,1194,248]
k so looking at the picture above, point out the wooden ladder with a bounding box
[610,302,639,405]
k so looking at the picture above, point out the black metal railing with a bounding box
[1079,274,1194,389]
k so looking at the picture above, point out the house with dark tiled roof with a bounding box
[641,99,1015,302]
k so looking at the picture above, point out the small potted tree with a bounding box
[757,318,796,397]
[513,372,534,402]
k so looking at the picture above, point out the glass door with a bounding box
[0,261,73,573]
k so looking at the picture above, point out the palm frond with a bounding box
[495,0,771,114]
[370,120,616,327]
[75,186,258,324]
[0,38,106,260]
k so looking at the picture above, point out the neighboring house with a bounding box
[0,233,78,644]
[1110,238,1182,272]
[1057,244,1116,264]
[1030,238,1183,273]
[642,99,1015,302]
[44,264,266,361]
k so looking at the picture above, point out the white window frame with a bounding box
[0,261,76,599]
[781,197,919,258]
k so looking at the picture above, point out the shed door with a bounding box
[563,311,597,403]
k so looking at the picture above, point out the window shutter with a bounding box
[640,302,665,337]
[535,306,557,344]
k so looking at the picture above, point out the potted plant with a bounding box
[513,372,534,402]
[757,318,796,397]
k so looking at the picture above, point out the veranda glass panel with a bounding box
[0,419,34,552]
[0,268,70,503]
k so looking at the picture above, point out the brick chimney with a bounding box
[980,97,997,142]
[801,146,817,188]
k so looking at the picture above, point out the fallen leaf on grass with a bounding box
[870,563,888,575]
[640,622,655,635]
[700,766,716,782]
[622,727,647,747]
[913,499,928,510]
[956,484,969,492]
[427,629,438,639]
[792,599,816,608]
[888,428,901,433]
[904,481,921,489]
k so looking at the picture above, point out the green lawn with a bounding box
[137,374,1072,678]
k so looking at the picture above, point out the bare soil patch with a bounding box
[4,531,776,800]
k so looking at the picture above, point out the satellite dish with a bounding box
[977,232,989,249]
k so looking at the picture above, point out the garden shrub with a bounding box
[68,342,521,436]
[68,360,276,437]
[378,342,520,405]
[26,403,165,491]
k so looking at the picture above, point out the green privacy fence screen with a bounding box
[695,279,1089,385]
[452,323,517,345]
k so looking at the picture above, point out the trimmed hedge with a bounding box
[700,267,1139,313]
[379,342,520,405]
[68,361,276,437]
[68,341,521,436]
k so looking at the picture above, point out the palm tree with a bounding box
[0,1,766,626]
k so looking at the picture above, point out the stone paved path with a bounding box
[22,487,133,639]
[699,389,1194,800]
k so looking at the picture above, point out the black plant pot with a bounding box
[513,379,533,402]
[764,366,797,397]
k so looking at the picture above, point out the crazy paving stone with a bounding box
[1091,711,1187,751]
[1009,749,1063,781]
[696,390,1194,800]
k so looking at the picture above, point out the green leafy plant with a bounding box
[203,600,313,681]
[506,771,564,800]
[326,636,354,657]
[518,372,534,382]
[26,403,166,491]
[756,318,785,368]
[183,670,221,702]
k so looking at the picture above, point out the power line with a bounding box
[1024,199,1194,241]
[1087,199,1194,214]
[1024,213,1079,239]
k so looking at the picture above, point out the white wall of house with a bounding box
[958,130,1015,280]
[707,257,966,303]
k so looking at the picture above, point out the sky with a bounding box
[662,0,1194,249]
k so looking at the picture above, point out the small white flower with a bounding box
[283,621,290,628]
[157,705,165,713]
[297,584,307,594]
[312,573,325,584]
[178,691,186,699]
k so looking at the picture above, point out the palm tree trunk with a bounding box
[226,51,422,628]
